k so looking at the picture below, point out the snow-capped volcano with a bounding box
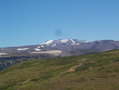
[35,39,89,52]
[41,39,88,46]
[1,39,119,57]
[1,39,119,70]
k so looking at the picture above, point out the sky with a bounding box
[0,0,119,47]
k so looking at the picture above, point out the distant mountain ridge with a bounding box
[1,39,119,57]
[1,39,119,70]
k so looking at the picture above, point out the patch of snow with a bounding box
[70,39,76,44]
[42,40,53,45]
[0,53,7,56]
[17,48,29,51]
[37,46,41,48]
[37,45,44,48]
[35,48,41,51]
[60,39,69,43]
[52,44,56,47]
[72,43,80,46]
[40,45,44,48]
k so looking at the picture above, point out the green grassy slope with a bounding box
[0,50,119,90]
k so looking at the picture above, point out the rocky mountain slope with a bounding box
[1,39,119,70]
[1,39,119,57]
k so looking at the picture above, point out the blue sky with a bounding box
[0,0,119,47]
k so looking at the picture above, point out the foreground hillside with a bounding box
[0,50,119,90]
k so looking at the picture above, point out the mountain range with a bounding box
[1,39,119,57]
